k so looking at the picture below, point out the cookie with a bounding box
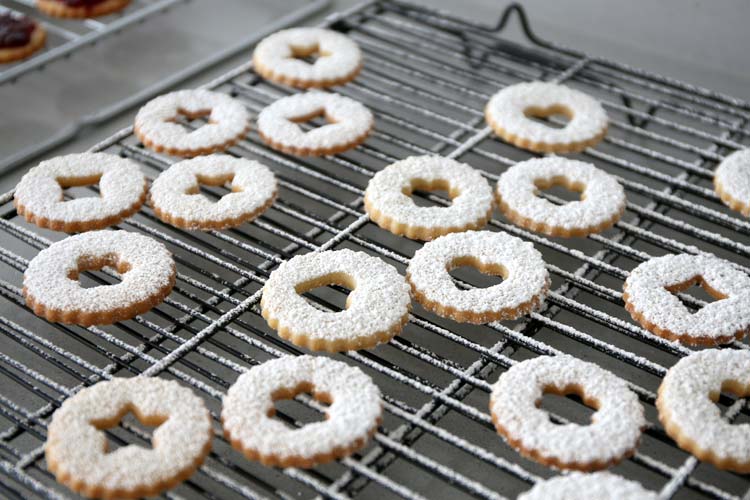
[23,230,176,326]
[0,13,46,64]
[486,81,608,153]
[253,27,362,88]
[134,89,251,157]
[14,153,147,233]
[406,231,549,324]
[149,154,277,230]
[518,472,658,500]
[657,349,750,473]
[496,157,626,237]
[36,0,131,18]
[46,377,212,499]
[714,148,750,217]
[364,155,494,240]
[490,355,645,471]
[222,355,381,468]
[257,90,373,156]
[623,253,750,345]
[260,249,411,352]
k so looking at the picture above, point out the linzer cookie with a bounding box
[518,472,658,500]
[261,249,411,352]
[14,153,147,233]
[222,355,381,468]
[657,349,750,473]
[46,377,212,499]
[623,253,750,345]
[490,355,645,471]
[253,27,362,88]
[37,0,131,18]
[714,148,750,217]
[496,157,626,237]
[257,91,373,156]
[149,154,277,230]
[0,12,46,63]
[134,89,250,157]
[364,155,494,240]
[407,231,549,324]
[486,81,608,153]
[23,230,176,326]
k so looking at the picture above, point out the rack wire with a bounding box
[1,0,749,498]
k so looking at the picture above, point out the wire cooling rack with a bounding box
[1,0,750,498]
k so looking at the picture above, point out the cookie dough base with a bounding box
[715,178,750,217]
[253,57,362,89]
[0,25,46,64]
[258,126,370,157]
[134,122,251,158]
[36,0,131,18]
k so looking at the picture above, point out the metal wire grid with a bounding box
[0,0,749,498]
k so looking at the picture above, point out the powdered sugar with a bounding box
[134,89,250,156]
[406,230,549,321]
[24,230,175,314]
[260,249,411,351]
[14,153,146,231]
[253,28,361,87]
[222,355,381,466]
[46,377,211,497]
[496,157,626,235]
[490,354,645,468]
[518,472,658,500]
[485,81,608,151]
[257,91,373,155]
[714,148,750,217]
[149,154,277,230]
[364,155,494,239]
[623,253,750,344]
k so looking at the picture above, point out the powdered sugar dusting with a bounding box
[261,249,410,345]
[257,91,373,152]
[518,472,658,500]
[624,253,750,342]
[222,355,381,463]
[149,154,277,229]
[253,28,361,85]
[714,148,750,216]
[364,155,494,233]
[46,377,211,494]
[485,81,608,146]
[496,157,625,232]
[24,230,175,313]
[14,153,146,227]
[407,230,549,315]
[490,355,645,467]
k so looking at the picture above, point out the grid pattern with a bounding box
[1,0,750,498]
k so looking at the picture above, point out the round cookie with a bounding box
[222,355,381,468]
[623,253,750,345]
[657,349,750,473]
[260,249,411,352]
[496,157,626,237]
[46,377,212,499]
[518,472,658,500]
[134,89,250,157]
[714,148,750,217]
[257,91,373,156]
[490,355,645,471]
[36,0,131,18]
[23,230,176,326]
[0,13,46,64]
[149,155,277,230]
[253,27,362,88]
[14,153,147,233]
[406,231,549,324]
[364,155,494,240]
[485,81,608,153]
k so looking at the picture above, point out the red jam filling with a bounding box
[54,0,109,6]
[0,14,36,48]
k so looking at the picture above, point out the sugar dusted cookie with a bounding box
[14,153,147,233]
[407,231,549,324]
[253,27,362,88]
[37,0,131,18]
[518,472,658,500]
[222,355,381,468]
[486,81,608,153]
[0,12,46,63]
[23,230,176,326]
[714,148,750,217]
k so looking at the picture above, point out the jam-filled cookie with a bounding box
[0,13,46,64]
[37,0,131,19]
